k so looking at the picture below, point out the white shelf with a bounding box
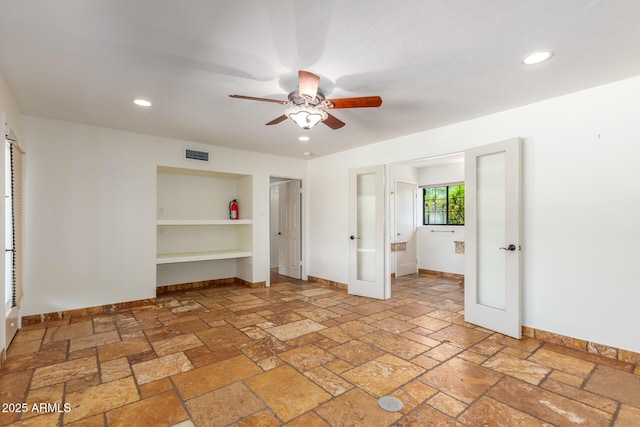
[157,249,252,264]
[157,219,252,226]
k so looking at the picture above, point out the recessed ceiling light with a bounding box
[303,152,314,156]
[522,50,555,65]
[298,136,310,142]
[133,99,152,107]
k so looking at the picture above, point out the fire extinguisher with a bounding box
[229,199,239,220]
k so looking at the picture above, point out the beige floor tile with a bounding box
[585,365,640,407]
[151,332,203,356]
[304,366,354,396]
[43,320,93,343]
[132,352,193,385]
[69,330,121,352]
[265,318,326,341]
[173,355,262,399]
[428,324,490,349]
[419,357,502,404]
[196,324,252,351]
[395,403,464,426]
[529,348,595,378]
[279,344,335,371]
[245,365,331,422]
[328,339,384,366]
[240,409,282,427]
[482,353,551,385]
[314,388,402,426]
[31,355,98,389]
[341,354,425,397]
[489,377,612,426]
[64,377,139,423]
[97,337,152,362]
[106,390,189,426]
[359,330,429,359]
[284,412,330,426]
[390,380,438,413]
[459,396,554,427]
[428,392,468,417]
[615,405,640,427]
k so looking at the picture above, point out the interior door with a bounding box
[395,180,418,276]
[278,180,301,279]
[349,165,387,299]
[464,138,521,338]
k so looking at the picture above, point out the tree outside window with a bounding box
[423,184,464,225]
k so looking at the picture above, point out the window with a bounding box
[423,184,464,225]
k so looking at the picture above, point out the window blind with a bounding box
[8,140,23,308]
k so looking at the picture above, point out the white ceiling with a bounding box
[1,1,640,159]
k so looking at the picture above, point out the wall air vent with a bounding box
[185,149,209,161]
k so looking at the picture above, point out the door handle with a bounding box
[350,235,361,240]
[499,244,517,251]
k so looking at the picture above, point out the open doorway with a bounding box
[389,153,465,283]
[269,177,302,285]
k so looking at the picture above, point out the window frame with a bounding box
[422,183,465,226]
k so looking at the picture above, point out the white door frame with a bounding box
[268,176,304,285]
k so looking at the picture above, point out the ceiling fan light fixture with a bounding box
[285,106,327,129]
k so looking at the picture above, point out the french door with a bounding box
[348,165,387,299]
[464,138,522,338]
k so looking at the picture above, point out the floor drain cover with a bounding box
[378,396,404,412]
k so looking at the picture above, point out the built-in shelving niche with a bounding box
[156,166,253,287]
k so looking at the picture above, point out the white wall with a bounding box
[21,116,307,316]
[309,75,640,354]
[417,226,464,274]
[417,162,464,186]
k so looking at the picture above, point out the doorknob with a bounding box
[499,244,517,251]
[350,235,355,240]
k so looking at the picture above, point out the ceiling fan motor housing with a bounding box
[288,89,325,106]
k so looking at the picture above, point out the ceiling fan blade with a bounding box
[265,114,288,126]
[325,96,382,109]
[322,113,346,129]
[298,70,320,99]
[229,94,290,105]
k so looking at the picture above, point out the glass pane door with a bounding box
[349,165,387,299]
[465,138,522,338]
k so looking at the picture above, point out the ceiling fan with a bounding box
[229,70,382,130]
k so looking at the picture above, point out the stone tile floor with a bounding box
[1,273,639,426]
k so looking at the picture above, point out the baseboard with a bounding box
[21,297,157,326]
[157,277,266,294]
[419,269,465,284]
[308,275,348,291]
[21,277,265,326]
[523,326,640,365]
